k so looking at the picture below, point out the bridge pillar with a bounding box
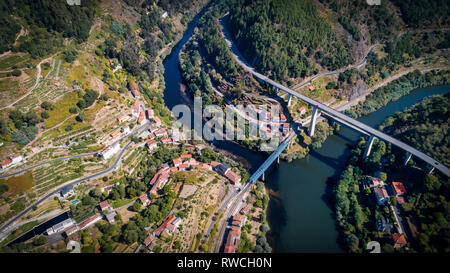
[277,156,280,164]
[363,135,376,160]
[275,87,278,95]
[308,106,319,137]
[288,94,292,106]
[428,166,435,174]
[262,172,265,181]
[404,152,412,166]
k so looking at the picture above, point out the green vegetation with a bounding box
[344,70,450,118]
[227,0,352,83]
[392,0,449,27]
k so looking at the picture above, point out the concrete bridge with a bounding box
[220,13,449,177]
[264,75,449,177]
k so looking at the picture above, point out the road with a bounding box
[220,14,450,178]
[0,123,150,235]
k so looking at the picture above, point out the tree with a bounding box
[32,236,47,246]
[40,101,54,110]
[12,69,21,77]
[378,172,387,181]
[131,201,141,212]
[41,111,49,119]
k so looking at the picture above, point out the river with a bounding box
[161,6,449,253]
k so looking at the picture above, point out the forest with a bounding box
[226,0,352,84]
[1,0,98,57]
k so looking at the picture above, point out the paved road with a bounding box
[0,123,150,235]
[220,14,450,178]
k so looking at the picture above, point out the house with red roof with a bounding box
[152,116,161,126]
[138,194,150,206]
[392,233,407,249]
[297,106,306,115]
[173,158,182,167]
[374,187,389,205]
[180,154,192,160]
[146,139,158,151]
[391,182,407,196]
[132,100,140,117]
[231,214,247,228]
[153,215,176,237]
[225,170,241,185]
[0,158,12,169]
[137,111,146,125]
[178,163,189,171]
[117,115,128,123]
[154,128,166,138]
[99,200,113,212]
[223,226,241,253]
[279,113,287,122]
[78,214,102,230]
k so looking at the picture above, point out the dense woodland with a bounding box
[0,0,98,56]
[227,0,352,84]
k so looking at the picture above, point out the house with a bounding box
[392,233,407,248]
[308,85,315,91]
[279,113,287,122]
[178,163,189,171]
[143,233,156,247]
[367,177,385,188]
[297,106,306,115]
[117,115,128,123]
[131,89,140,98]
[99,200,113,212]
[161,137,174,144]
[180,153,192,160]
[225,170,241,185]
[31,147,40,153]
[161,11,168,18]
[139,194,150,206]
[210,161,221,170]
[152,116,161,126]
[132,100,140,117]
[64,225,79,237]
[188,158,199,167]
[154,128,166,138]
[392,182,407,196]
[0,159,12,169]
[146,109,154,120]
[9,154,23,164]
[216,163,231,176]
[105,211,117,224]
[110,129,119,138]
[101,185,113,194]
[223,226,241,253]
[153,215,176,237]
[60,185,74,199]
[169,167,178,173]
[137,111,146,125]
[231,214,246,228]
[374,187,389,205]
[198,163,212,170]
[98,142,120,160]
[173,158,182,167]
[46,218,75,235]
[146,139,158,151]
[78,214,102,231]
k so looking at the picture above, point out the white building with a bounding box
[46,218,75,235]
[99,142,121,160]
[10,154,23,165]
